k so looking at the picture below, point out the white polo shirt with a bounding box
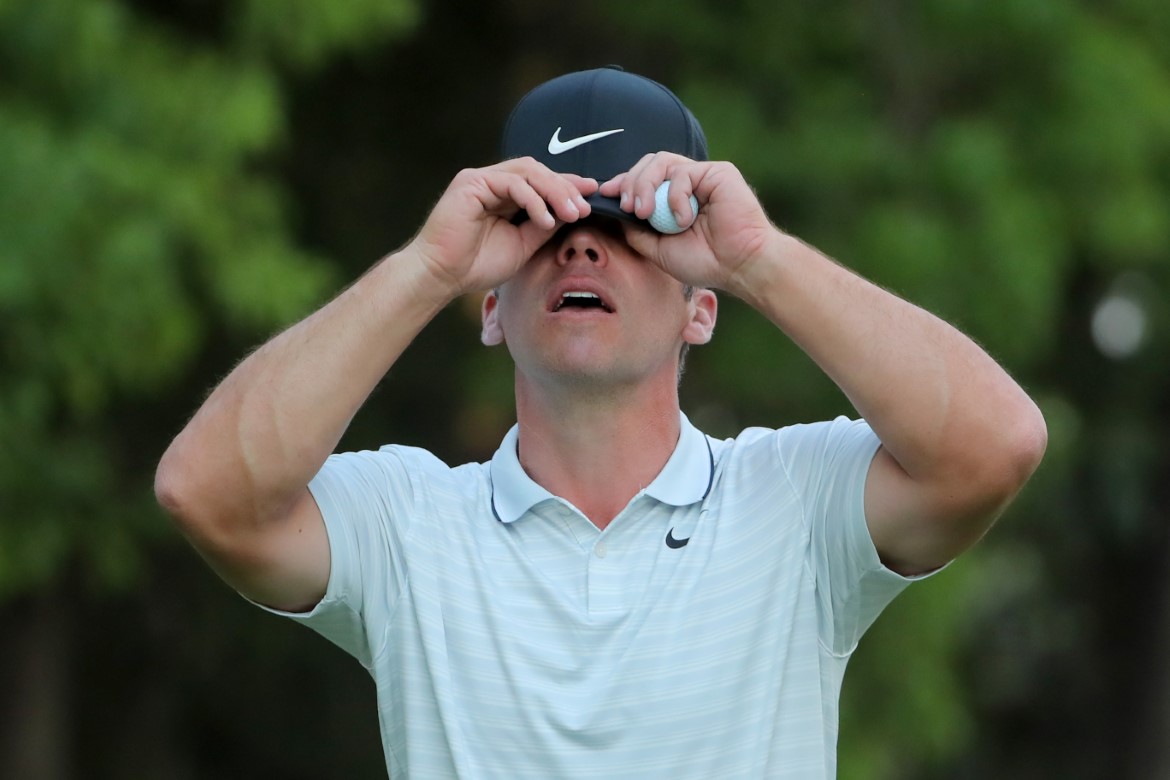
[262,414,931,778]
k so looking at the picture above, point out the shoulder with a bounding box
[705,417,878,500]
[702,425,785,499]
[314,444,491,510]
[375,443,462,473]
[710,416,873,464]
[323,443,483,478]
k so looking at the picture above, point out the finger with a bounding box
[529,174,593,224]
[483,174,558,228]
[598,172,625,198]
[561,173,601,198]
[636,161,705,229]
[662,161,705,216]
[550,172,598,217]
[686,160,744,206]
[491,173,587,227]
[605,154,653,216]
[622,153,660,219]
[665,176,699,229]
[516,215,563,260]
[462,166,543,219]
[500,158,594,220]
[623,152,694,220]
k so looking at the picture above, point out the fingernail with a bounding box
[634,196,642,213]
[566,198,580,217]
[673,211,684,225]
[620,192,628,208]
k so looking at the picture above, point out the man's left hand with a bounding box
[598,154,779,296]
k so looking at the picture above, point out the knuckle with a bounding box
[526,157,554,177]
[453,167,480,186]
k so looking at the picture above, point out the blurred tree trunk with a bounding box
[1133,523,1170,778]
[0,593,71,780]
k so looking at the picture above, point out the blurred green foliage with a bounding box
[1,0,1168,777]
[0,0,417,597]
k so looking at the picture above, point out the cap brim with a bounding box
[511,193,648,229]
[583,193,641,225]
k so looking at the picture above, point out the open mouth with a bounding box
[552,291,614,313]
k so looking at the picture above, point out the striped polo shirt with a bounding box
[262,414,930,778]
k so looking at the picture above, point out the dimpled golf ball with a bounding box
[648,181,699,234]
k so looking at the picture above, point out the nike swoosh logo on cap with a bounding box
[548,127,625,155]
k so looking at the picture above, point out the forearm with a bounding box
[731,232,1045,487]
[157,247,451,530]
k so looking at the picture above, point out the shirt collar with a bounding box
[489,412,714,524]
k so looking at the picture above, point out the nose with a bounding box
[555,224,608,268]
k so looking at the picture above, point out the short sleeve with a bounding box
[776,416,934,655]
[250,446,420,669]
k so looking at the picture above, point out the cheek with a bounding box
[493,296,543,349]
[641,287,692,327]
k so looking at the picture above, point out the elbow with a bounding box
[155,437,228,542]
[1005,399,1048,490]
[154,438,287,556]
[155,447,243,559]
[154,444,199,531]
[940,398,1048,511]
[972,399,1048,510]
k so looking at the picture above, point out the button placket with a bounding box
[587,533,627,615]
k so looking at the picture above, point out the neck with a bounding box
[514,374,682,530]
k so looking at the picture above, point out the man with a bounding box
[156,67,1047,778]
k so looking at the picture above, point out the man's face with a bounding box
[481,218,715,389]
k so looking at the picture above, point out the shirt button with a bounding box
[595,541,608,558]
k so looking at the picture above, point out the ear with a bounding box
[681,288,717,345]
[481,289,505,346]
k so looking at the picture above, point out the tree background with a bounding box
[2,0,1168,777]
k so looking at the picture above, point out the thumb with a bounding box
[619,222,663,264]
[517,218,561,259]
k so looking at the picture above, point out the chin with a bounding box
[548,353,671,391]
[513,338,674,389]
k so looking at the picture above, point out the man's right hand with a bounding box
[407,158,598,298]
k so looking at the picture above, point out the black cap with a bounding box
[501,66,708,224]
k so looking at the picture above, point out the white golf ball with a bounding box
[648,181,698,234]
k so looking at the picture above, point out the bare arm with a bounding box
[155,160,598,611]
[733,233,1047,574]
[604,156,1047,575]
[154,253,448,611]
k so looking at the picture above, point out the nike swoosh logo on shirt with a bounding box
[665,528,690,549]
[547,127,625,155]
